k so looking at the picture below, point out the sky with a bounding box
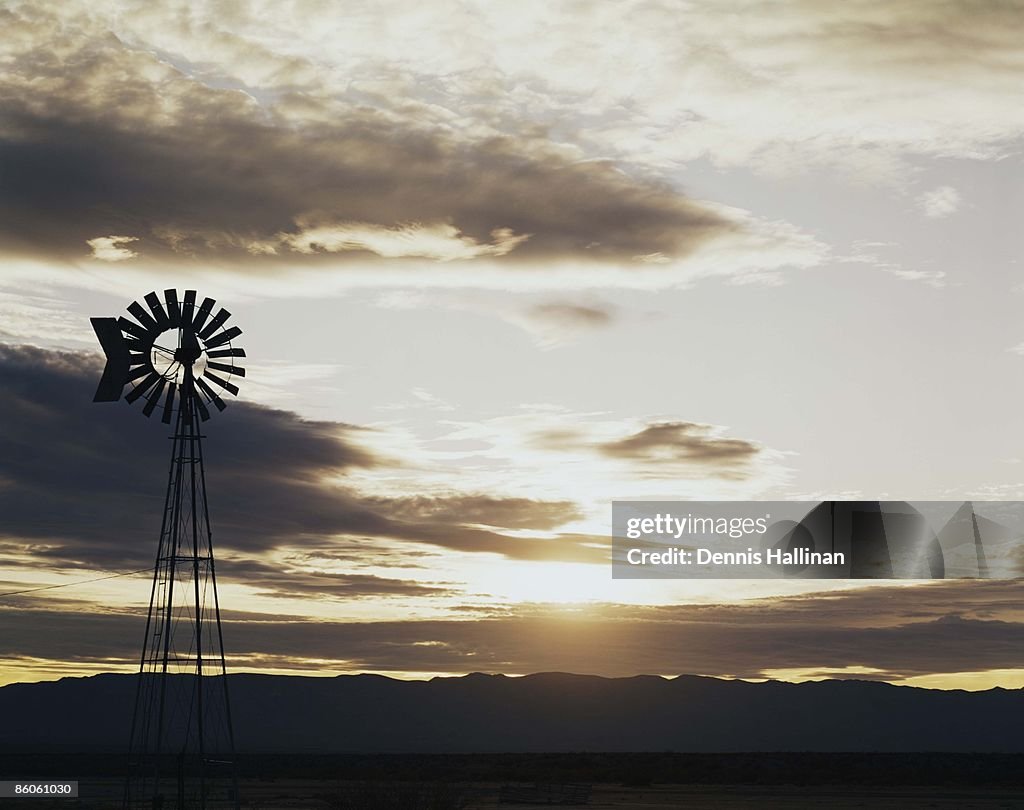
[1,0,1023,690]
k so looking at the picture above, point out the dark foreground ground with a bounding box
[4,754,1022,808]
[4,780,1022,809]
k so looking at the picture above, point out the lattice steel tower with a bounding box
[92,290,246,809]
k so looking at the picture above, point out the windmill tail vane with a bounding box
[92,289,245,809]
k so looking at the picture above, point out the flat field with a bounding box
[13,779,1022,809]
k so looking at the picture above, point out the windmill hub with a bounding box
[173,342,202,366]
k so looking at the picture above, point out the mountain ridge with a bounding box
[3,671,1021,753]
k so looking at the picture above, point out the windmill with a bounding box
[92,290,245,809]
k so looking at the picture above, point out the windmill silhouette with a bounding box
[92,290,244,809]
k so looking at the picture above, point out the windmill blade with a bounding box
[204,326,242,349]
[161,383,177,424]
[127,301,159,335]
[193,389,211,422]
[142,378,166,417]
[181,289,198,326]
[125,371,162,404]
[195,376,227,411]
[203,370,239,397]
[91,317,131,402]
[118,316,151,341]
[207,361,245,377]
[164,289,181,327]
[127,364,153,383]
[144,292,169,330]
[207,347,246,359]
[191,297,216,334]
[198,307,231,340]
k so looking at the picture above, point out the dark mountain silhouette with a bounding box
[1,672,1020,753]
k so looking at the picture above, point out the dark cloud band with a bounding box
[0,345,598,569]
[2,581,1020,680]
[0,6,734,268]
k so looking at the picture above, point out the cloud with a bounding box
[2,580,1021,680]
[536,0,1024,178]
[372,290,617,349]
[371,410,791,520]
[0,289,93,345]
[0,2,825,287]
[599,422,761,466]
[842,241,947,288]
[0,4,724,267]
[917,186,962,219]
[370,495,582,531]
[534,420,765,480]
[500,301,616,348]
[527,302,612,325]
[216,558,454,601]
[0,345,600,568]
[85,235,139,262]
[0,346,789,578]
[270,221,530,261]
[56,0,1024,182]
